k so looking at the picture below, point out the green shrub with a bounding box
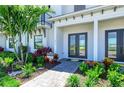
[84,77,96,87]
[0,65,6,72]
[13,64,22,71]
[93,63,105,76]
[84,64,104,87]
[0,51,16,60]
[36,56,45,67]
[21,63,36,78]
[4,57,14,67]
[0,72,6,78]
[79,62,88,75]
[109,63,121,72]
[0,75,20,87]
[107,70,122,87]
[27,53,34,63]
[67,75,80,87]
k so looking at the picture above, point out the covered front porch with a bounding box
[51,6,124,62]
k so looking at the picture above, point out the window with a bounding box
[9,38,14,48]
[74,5,85,12]
[34,35,43,49]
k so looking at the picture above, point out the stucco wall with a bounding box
[98,17,124,61]
[6,29,47,53]
[47,28,54,50]
[61,23,93,60]
[0,33,6,49]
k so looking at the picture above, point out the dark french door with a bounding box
[68,33,87,58]
[105,29,124,62]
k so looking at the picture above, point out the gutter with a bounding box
[48,5,116,21]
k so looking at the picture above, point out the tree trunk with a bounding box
[25,32,29,63]
[12,36,21,62]
[19,33,24,63]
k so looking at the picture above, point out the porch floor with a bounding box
[20,61,80,87]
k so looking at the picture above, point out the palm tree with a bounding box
[0,5,51,63]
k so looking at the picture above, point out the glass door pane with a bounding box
[69,35,76,56]
[108,32,117,58]
[79,34,86,57]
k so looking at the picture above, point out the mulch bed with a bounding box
[16,62,61,85]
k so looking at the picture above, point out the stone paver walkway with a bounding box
[20,61,80,87]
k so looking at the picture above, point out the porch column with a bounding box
[93,19,98,61]
[54,25,58,53]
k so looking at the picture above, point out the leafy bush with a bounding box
[84,64,104,87]
[0,63,6,72]
[4,57,14,67]
[0,57,14,72]
[93,63,105,76]
[0,75,20,87]
[21,63,36,78]
[36,56,45,67]
[109,63,121,72]
[27,53,34,63]
[79,62,88,75]
[84,77,96,87]
[13,64,22,71]
[33,47,52,57]
[107,70,122,87]
[0,51,16,60]
[0,72,6,78]
[67,75,80,87]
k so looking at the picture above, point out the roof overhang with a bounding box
[48,5,116,21]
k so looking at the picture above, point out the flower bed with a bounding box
[66,58,124,87]
[0,47,60,87]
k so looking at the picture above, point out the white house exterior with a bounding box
[0,5,124,62]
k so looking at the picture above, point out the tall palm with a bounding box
[0,5,51,63]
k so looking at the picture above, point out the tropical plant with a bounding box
[103,57,114,70]
[0,72,6,78]
[107,70,122,87]
[79,62,88,75]
[84,65,104,87]
[4,57,14,66]
[84,77,96,87]
[92,63,105,76]
[0,5,51,63]
[67,74,80,87]
[34,47,52,57]
[21,63,36,78]
[0,75,20,87]
[36,56,45,67]
[27,53,34,63]
[109,63,121,72]
[0,51,16,60]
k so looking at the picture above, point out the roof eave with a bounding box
[48,5,115,22]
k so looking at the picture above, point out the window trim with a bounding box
[34,35,43,49]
